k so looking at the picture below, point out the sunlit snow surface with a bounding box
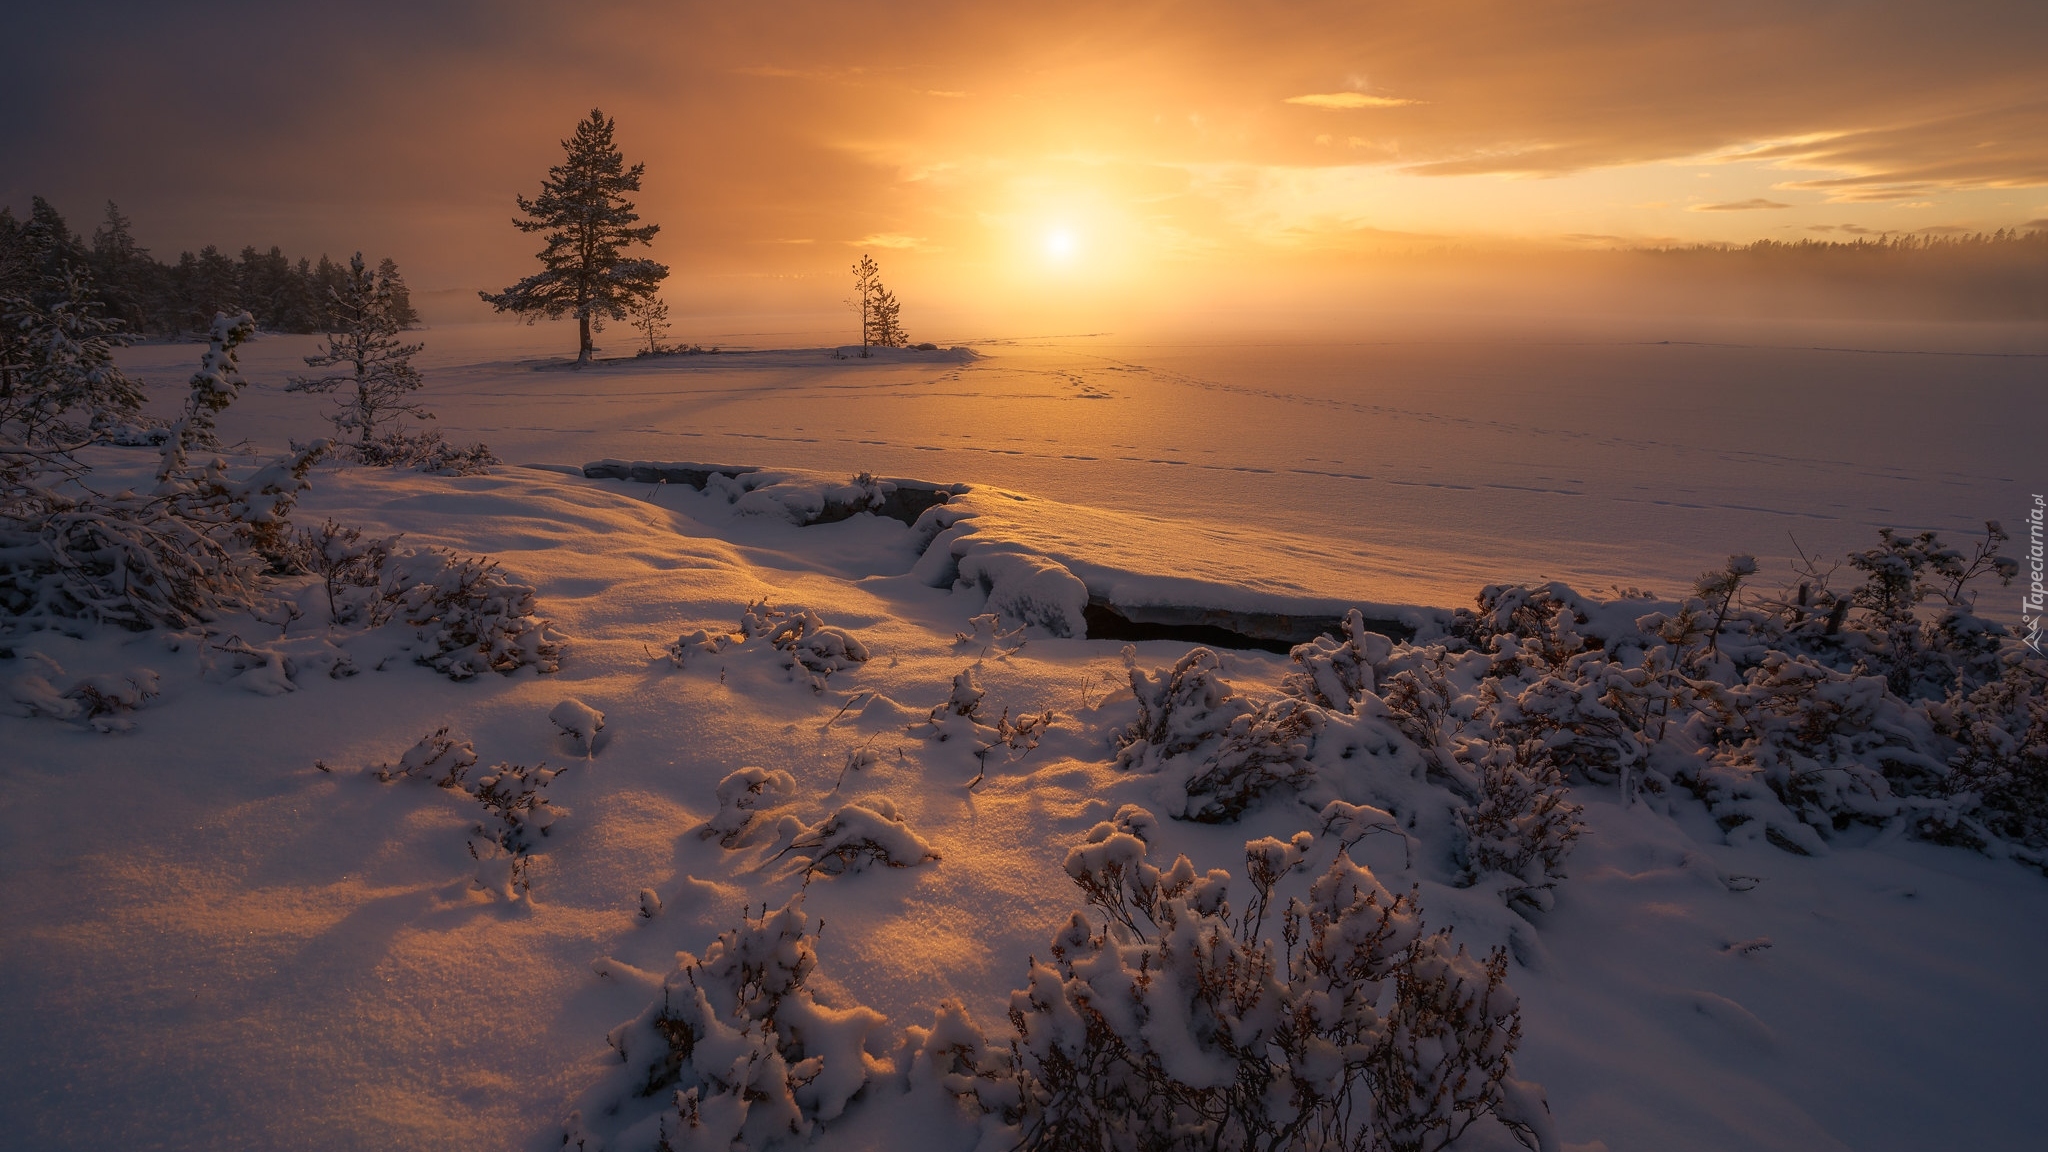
[109,314,2046,612]
[2,317,2044,1151]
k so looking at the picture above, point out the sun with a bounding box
[1043,228,1079,262]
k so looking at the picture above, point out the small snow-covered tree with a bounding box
[0,197,141,447]
[630,295,670,355]
[850,253,907,354]
[286,253,428,447]
[480,108,669,366]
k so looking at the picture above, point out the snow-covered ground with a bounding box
[106,313,2048,614]
[4,318,2044,1151]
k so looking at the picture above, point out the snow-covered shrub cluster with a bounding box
[699,766,935,876]
[292,519,398,626]
[1114,646,1318,823]
[466,760,568,899]
[701,766,798,848]
[953,611,1026,653]
[914,664,1054,785]
[1931,661,2048,853]
[955,807,1555,1152]
[5,650,159,732]
[780,798,939,876]
[1282,607,1393,713]
[345,428,500,476]
[370,725,477,786]
[763,606,870,686]
[665,599,867,691]
[368,727,565,898]
[374,547,566,680]
[587,893,890,1151]
[1107,524,2035,897]
[3,314,332,631]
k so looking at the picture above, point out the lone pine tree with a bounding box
[480,109,668,366]
[850,253,907,354]
[287,253,427,446]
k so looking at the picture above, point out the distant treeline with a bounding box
[0,197,416,338]
[1628,229,2048,318]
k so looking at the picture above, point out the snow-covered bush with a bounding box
[1175,699,1320,823]
[347,428,500,476]
[1450,583,1591,673]
[1114,646,1251,768]
[739,598,785,640]
[765,605,870,688]
[597,893,889,1150]
[954,612,1026,653]
[720,599,869,690]
[293,519,398,625]
[6,652,159,732]
[1454,738,1584,911]
[467,760,567,898]
[916,664,1054,786]
[665,627,730,668]
[701,766,797,848]
[1485,662,1646,791]
[1282,607,1392,714]
[984,812,1556,1152]
[371,726,477,786]
[781,798,939,875]
[1838,525,2016,698]
[1690,653,1921,847]
[376,547,565,679]
[1115,645,1320,821]
[1930,658,2048,858]
[919,666,988,742]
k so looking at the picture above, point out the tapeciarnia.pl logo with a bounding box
[2024,493,2045,656]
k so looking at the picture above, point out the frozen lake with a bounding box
[117,312,2046,615]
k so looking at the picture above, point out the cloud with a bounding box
[852,233,927,249]
[2026,218,2048,231]
[1284,93,1420,110]
[1688,198,1794,211]
[8,0,2048,287]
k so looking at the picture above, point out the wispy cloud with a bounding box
[1688,198,1794,211]
[1284,93,1419,110]
[852,233,926,249]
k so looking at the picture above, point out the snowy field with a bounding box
[106,313,2048,612]
[4,316,2045,1151]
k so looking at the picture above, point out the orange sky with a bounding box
[6,1,2045,320]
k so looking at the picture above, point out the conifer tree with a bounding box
[377,256,419,327]
[89,201,153,332]
[480,108,668,366]
[0,199,140,446]
[630,296,670,355]
[850,253,908,354]
[286,253,427,446]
